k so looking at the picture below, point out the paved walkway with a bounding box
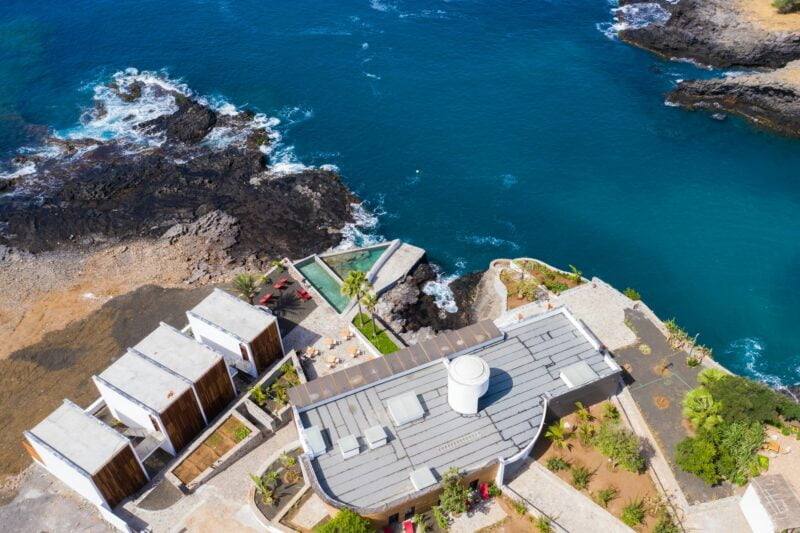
[683,496,750,533]
[125,423,299,532]
[449,499,507,533]
[507,461,633,533]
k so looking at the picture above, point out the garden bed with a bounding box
[499,258,583,310]
[280,488,327,532]
[534,401,668,532]
[353,313,399,355]
[173,416,252,485]
[252,448,305,521]
[248,362,301,419]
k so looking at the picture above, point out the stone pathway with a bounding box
[449,499,507,533]
[507,460,632,533]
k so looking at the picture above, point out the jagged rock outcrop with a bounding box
[667,60,800,136]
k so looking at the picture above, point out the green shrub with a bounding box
[314,508,372,533]
[432,506,449,531]
[233,425,251,442]
[686,356,700,367]
[535,516,552,533]
[591,422,645,472]
[698,368,726,387]
[620,499,646,526]
[715,421,764,485]
[595,486,618,508]
[758,454,770,469]
[516,277,540,301]
[412,514,427,533]
[705,375,783,425]
[623,287,641,301]
[682,388,723,431]
[676,435,720,485]
[544,280,569,294]
[512,499,527,516]
[653,514,680,533]
[603,402,620,421]
[546,457,570,472]
[773,0,800,13]
[249,385,267,407]
[487,482,502,497]
[439,467,471,516]
[570,465,593,490]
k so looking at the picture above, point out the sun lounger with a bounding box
[259,293,273,304]
[279,278,289,284]
[404,520,414,533]
[480,482,489,500]
[325,338,336,349]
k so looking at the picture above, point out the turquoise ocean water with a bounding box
[1,0,798,387]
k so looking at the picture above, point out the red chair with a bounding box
[279,278,290,284]
[403,520,414,533]
[259,293,273,304]
[480,482,490,500]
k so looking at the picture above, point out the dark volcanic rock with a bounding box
[667,63,800,136]
[619,0,800,69]
[379,263,483,334]
[0,79,356,263]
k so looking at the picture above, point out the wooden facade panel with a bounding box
[160,389,205,453]
[250,321,282,373]
[91,446,147,508]
[22,437,44,465]
[195,360,235,421]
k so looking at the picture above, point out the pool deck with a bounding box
[372,242,426,294]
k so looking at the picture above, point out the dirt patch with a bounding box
[535,403,662,531]
[495,495,547,532]
[0,284,214,486]
[654,396,671,410]
[737,0,800,31]
[173,416,249,485]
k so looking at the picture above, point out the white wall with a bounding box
[188,316,257,377]
[26,435,106,507]
[93,378,176,455]
[740,485,774,533]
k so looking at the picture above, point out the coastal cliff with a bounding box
[618,0,800,135]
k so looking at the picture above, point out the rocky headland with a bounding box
[618,0,800,135]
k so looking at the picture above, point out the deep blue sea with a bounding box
[1,0,799,388]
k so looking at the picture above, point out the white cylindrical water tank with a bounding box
[448,355,491,415]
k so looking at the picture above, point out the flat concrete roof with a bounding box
[372,242,426,294]
[28,401,129,475]
[750,475,800,530]
[133,324,222,382]
[98,352,191,413]
[189,288,275,342]
[299,308,619,510]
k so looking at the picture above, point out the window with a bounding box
[240,344,251,362]
[388,513,399,524]
[404,507,415,520]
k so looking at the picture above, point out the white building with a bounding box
[23,400,148,510]
[740,474,800,533]
[186,288,284,378]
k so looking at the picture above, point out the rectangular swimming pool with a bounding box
[296,258,350,313]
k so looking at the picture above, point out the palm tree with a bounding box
[250,474,275,505]
[545,420,572,451]
[232,273,260,304]
[682,388,723,431]
[341,270,371,325]
[575,402,593,423]
[360,291,380,338]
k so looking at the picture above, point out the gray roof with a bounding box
[133,324,223,382]
[189,288,275,342]
[750,475,800,530]
[28,401,129,475]
[299,308,619,510]
[98,352,191,413]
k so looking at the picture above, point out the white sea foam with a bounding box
[597,2,671,40]
[423,263,460,314]
[725,337,799,400]
[336,201,385,250]
[459,234,520,251]
[369,0,396,12]
[362,42,370,50]
[501,173,517,188]
[364,72,382,80]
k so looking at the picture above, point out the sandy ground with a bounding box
[737,0,800,31]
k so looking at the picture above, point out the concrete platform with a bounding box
[373,242,426,294]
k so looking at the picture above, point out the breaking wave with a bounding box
[459,234,520,251]
[725,337,799,401]
[336,201,386,250]
[597,1,671,40]
[423,263,461,314]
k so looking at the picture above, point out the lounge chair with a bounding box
[480,482,489,500]
[279,278,290,284]
[403,520,414,533]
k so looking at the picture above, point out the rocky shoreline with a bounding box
[618,0,800,136]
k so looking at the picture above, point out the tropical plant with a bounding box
[233,426,251,442]
[432,506,449,531]
[623,287,641,301]
[269,382,288,406]
[698,368,726,387]
[250,474,275,505]
[545,420,572,451]
[315,508,372,533]
[249,385,267,407]
[592,422,645,472]
[280,452,297,469]
[682,388,723,431]
[545,280,569,294]
[686,356,700,367]
[716,421,765,485]
[439,467,472,515]
[232,273,261,304]
[546,457,570,472]
[412,514,427,533]
[264,470,279,486]
[487,482,502,497]
[570,465,593,490]
[603,402,620,421]
[360,291,380,338]
[568,264,582,283]
[575,401,593,423]
[341,270,372,325]
[576,424,595,447]
[620,499,646,526]
[595,486,618,508]
[516,277,540,301]
[535,516,553,533]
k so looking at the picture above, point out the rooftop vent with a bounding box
[387,391,425,426]
[338,435,360,459]
[559,361,598,388]
[364,425,388,449]
[447,355,490,415]
[409,466,437,491]
[301,425,327,458]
